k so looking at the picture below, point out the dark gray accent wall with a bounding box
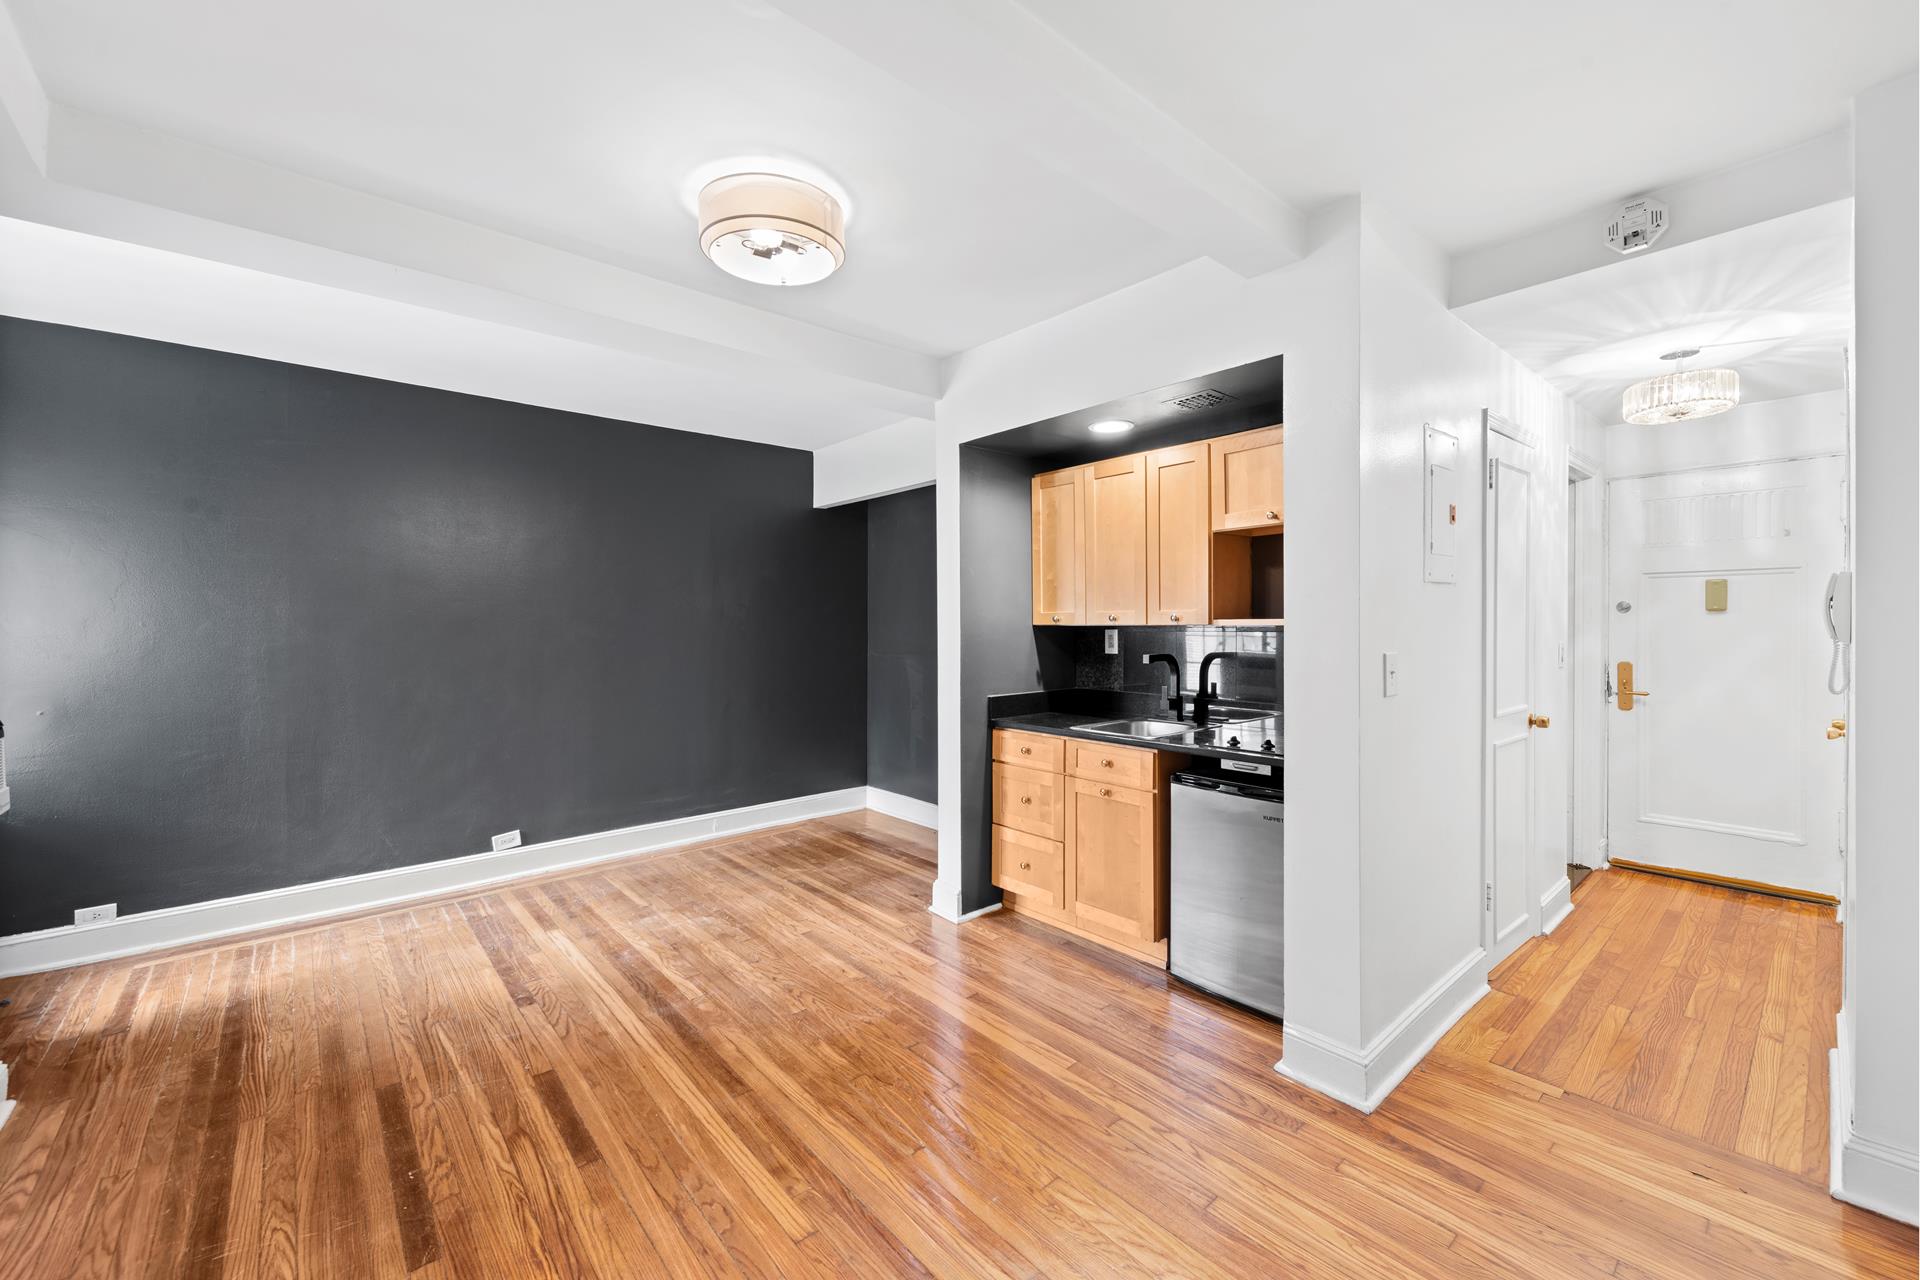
[958,445,1074,912]
[0,318,867,935]
[865,486,935,804]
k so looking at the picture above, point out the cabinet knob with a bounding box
[1265,509,1278,520]
[1099,787,1113,798]
[1169,613,1180,622]
[1101,758,1114,768]
[1019,795,1032,805]
[1018,746,1031,755]
[1107,614,1118,622]
[1018,860,1032,871]
[1050,614,1061,623]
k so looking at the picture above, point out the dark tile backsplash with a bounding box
[1070,625,1280,707]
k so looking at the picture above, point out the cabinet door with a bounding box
[1145,441,1211,625]
[1069,778,1161,944]
[1211,426,1285,532]
[1031,466,1086,625]
[1083,454,1147,625]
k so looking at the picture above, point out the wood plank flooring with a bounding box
[0,812,1911,1278]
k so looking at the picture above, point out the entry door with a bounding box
[1484,428,1538,968]
[1606,457,1847,897]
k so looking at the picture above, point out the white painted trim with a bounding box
[1276,947,1490,1112]
[0,1060,12,1134]
[1540,876,1574,934]
[931,901,1003,924]
[864,787,937,830]
[1830,1008,1920,1225]
[0,788,869,978]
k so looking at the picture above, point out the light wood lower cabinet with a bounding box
[989,732,1177,965]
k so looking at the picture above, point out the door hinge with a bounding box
[1484,882,1493,910]
[1488,459,1497,489]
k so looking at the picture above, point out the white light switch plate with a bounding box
[1104,629,1119,655]
[1382,652,1401,697]
[491,829,523,852]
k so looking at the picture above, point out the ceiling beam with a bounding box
[1448,129,1852,308]
[764,0,1305,277]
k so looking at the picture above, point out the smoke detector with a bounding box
[1605,197,1668,254]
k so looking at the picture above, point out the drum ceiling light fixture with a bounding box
[697,172,846,286]
[1622,348,1740,425]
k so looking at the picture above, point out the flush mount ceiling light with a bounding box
[698,172,845,286]
[1622,349,1740,425]
[1087,419,1135,436]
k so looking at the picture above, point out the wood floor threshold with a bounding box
[1608,857,1841,906]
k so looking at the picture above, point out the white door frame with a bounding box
[1482,409,1540,963]
[1567,453,1606,877]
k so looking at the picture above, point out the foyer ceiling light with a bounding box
[1622,349,1740,425]
[697,172,846,286]
[1087,419,1135,436]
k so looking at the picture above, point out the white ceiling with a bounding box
[0,0,1912,448]
[1455,201,1853,423]
[1020,0,1916,253]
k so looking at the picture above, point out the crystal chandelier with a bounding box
[1622,350,1740,425]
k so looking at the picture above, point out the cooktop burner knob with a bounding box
[1227,735,1241,749]
[1262,739,1275,752]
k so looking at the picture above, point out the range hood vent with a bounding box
[1165,388,1235,412]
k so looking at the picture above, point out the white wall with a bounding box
[931,211,1369,1059]
[813,416,936,507]
[1606,389,1847,478]
[1350,214,1603,1090]
[1835,71,1918,1227]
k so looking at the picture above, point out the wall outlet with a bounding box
[1382,651,1401,697]
[74,903,116,927]
[1104,628,1119,655]
[491,829,523,852]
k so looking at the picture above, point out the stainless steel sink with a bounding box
[1083,718,1193,740]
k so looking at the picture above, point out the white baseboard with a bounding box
[864,787,937,830]
[1276,947,1490,1113]
[1540,876,1574,934]
[1830,1009,1920,1225]
[0,1060,12,1133]
[0,787,869,978]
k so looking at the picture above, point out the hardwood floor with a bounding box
[0,812,1911,1278]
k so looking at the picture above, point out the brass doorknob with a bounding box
[1828,720,1847,739]
[1528,714,1550,729]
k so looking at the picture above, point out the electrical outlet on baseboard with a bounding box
[491,829,523,852]
[74,903,116,927]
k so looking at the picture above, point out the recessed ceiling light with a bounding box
[1087,419,1135,436]
[698,173,846,286]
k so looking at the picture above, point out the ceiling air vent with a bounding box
[1165,388,1235,412]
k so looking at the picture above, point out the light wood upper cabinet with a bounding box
[1084,454,1147,625]
[1069,776,1161,945]
[1031,466,1086,625]
[1210,425,1285,532]
[1144,442,1211,625]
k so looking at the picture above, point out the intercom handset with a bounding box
[1826,571,1853,694]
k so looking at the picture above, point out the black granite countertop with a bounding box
[991,708,1284,768]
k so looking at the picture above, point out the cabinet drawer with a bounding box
[1067,741,1158,791]
[992,728,1064,772]
[992,825,1065,910]
[992,762,1063,839]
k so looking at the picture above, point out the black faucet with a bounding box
[1142,653,1182,719]
[1192,650,1232,727]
